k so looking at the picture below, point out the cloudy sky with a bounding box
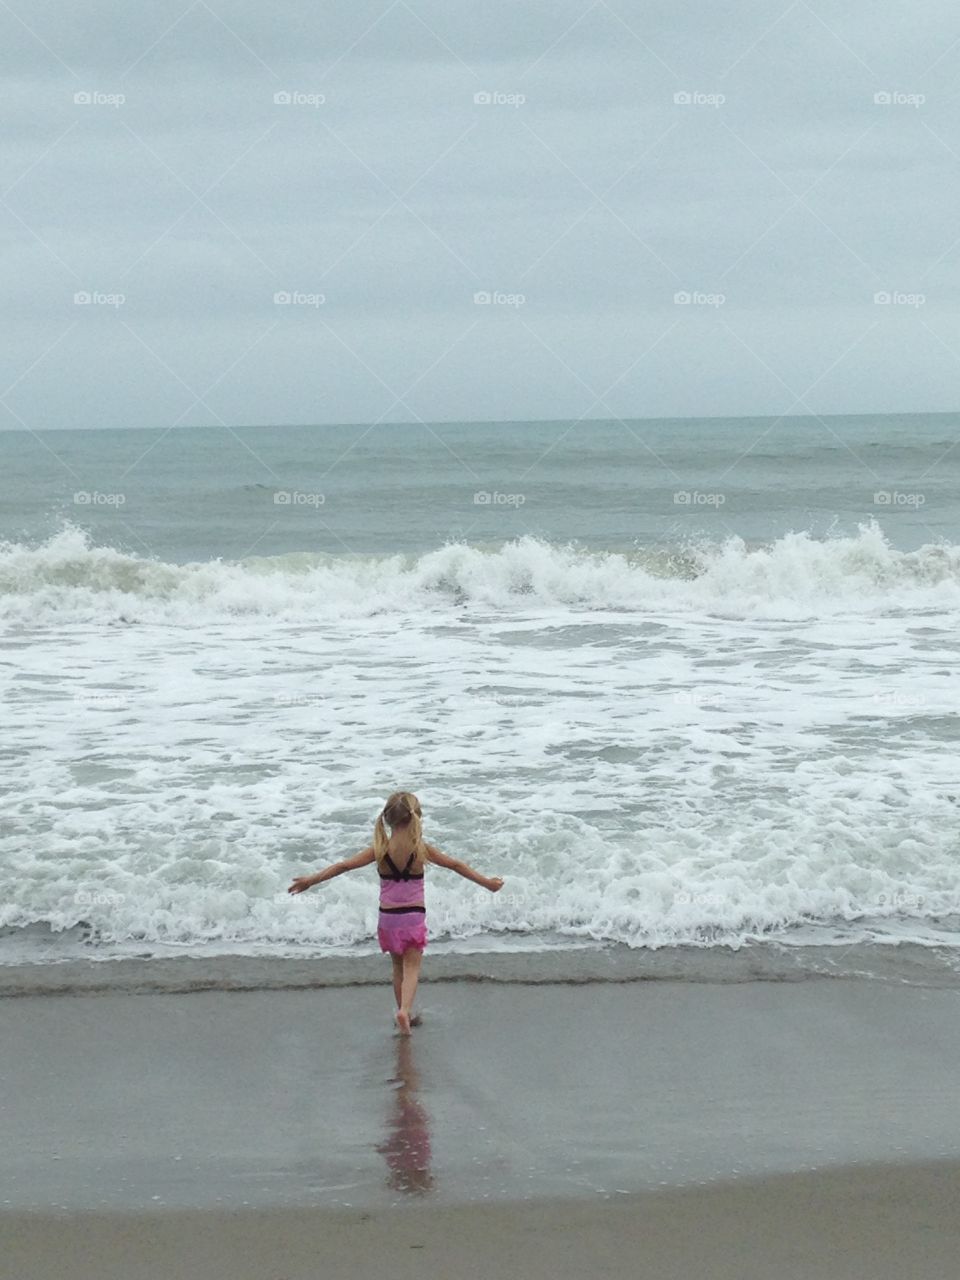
[2,0,960,431]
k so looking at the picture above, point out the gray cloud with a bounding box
[2,0,960,430]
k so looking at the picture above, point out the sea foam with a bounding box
[1,522,959,624]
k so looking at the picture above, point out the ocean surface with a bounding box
[2,413,959,989]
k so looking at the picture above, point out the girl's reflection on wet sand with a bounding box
[376,1036,434,1195]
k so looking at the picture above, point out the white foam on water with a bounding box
[1,521,960,624]
[1,523,959,957]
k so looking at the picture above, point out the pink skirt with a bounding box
[378,911,428,955]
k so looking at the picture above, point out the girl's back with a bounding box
[378,842,427,909]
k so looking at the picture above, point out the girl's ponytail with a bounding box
[408,807,423,855]
[373,810,389,861]
[374,791,425,869]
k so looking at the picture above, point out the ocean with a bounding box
[2,413,960,989]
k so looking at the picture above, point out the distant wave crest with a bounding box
[1,523,959,623]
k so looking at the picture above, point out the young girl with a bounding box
[288,791,503,1035]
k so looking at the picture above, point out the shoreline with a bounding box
[2,935,960,996]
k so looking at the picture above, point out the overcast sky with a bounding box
[2,0,960,431]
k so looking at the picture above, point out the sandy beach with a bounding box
[3,976,960,1276]
[5,1161,960,1280]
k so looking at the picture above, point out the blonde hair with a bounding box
[373,791,427,870]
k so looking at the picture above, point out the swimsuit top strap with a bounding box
[380,850,424,881]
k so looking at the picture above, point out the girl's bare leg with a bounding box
[391,954,403,1010]
[391,953,422,1027]
[396,949,423,1035]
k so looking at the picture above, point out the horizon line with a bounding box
[2,407,959,436]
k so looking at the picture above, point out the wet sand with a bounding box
[3,978,960,1275]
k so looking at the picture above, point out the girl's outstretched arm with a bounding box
[288,846,375,894]
[424,843,503,892]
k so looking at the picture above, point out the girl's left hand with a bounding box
[287,876,315,895]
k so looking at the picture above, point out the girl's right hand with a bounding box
[287,876,316,895]
[485,877,504,893]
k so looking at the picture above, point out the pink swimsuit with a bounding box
[377,851,428,955]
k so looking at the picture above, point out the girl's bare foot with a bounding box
[395,1009,411,1035]
[410,1013,422,1027]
